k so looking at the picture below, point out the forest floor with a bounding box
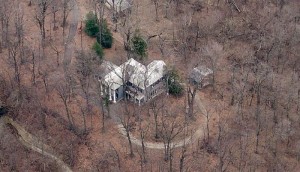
[0,118,4,137]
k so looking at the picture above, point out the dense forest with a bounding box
[0,0,299,171]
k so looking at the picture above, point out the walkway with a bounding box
[63,0,80,66]
[0,116,72,172]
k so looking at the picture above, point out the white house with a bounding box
[99,58,167,105]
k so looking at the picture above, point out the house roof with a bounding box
[146,60,167,87]
[105,0,132,12]
[121,58,146,88]
[95,60,118,79]
[103,58,145,90]
[101,58,166,90]
[189,66,213,83]
[103,66,124,90]
[125,59,167,89]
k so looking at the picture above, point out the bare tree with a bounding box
[93,142,121,171]
[94,80,108,132]
[62,0,72,38]
[31,50,36,85]
[50,42,62,66]
[119,14,138,59]
[76,98,87,134]
[122,26,133,59]
[187,85,197,119]
[120,103,134,157]
[203,40,223,90]
[64,69,77,99]
[179,131,188,172]
[138,120,148,163]
[34,0,53,41]
[158,33,166,57]
[75,50,101,131]
[176,14,192,62]
[202,105,212,144]
[252,63,271,153]
[0,0,12,48]
[38,67,49,93]
[14,5,25,50]
[161,115,183,162]
[96,0,105,45]
[56,81,74,129]
[152,0,159,21]
[193,22,200,51]
[216,120,232,172]
[164,0,173,19]
[7,41,21,89]
[149,99,163,139]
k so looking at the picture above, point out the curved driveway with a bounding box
[117,93,206,149]
[62,0,206,150]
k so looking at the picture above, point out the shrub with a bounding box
[84,12,113,48]
[0,106,8,116]
[131,34,147,60]
[101,30,113,48]
[92,42,104,59]
[97,20,113,48]
[168,69,184,96]
[84,12,99,37]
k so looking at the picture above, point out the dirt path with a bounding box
[116,93,206,149]
[0,117,72,172]
[63,0,80,66]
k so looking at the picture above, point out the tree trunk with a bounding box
[126,128,134,157]
[63,100,73,129]
[32,51,36,85]
[101,101,106,132]
[206,115,210,143]
[154,1,159,21]
[140,130,146,163]
[179,147,186,172]
[154,115,159,139]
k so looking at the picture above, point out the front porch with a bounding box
[125,90,145,106]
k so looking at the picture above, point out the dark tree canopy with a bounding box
[84,12,99,37]
[131,34,147,60]
[92,41,104,59]
[168,69,183,96]
[97,21,113,49]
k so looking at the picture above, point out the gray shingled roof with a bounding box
[189,66,213,83]
[102,58,166,90]
[95,60,118,79]
[106,0,132,12]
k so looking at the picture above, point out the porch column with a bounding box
[113,89,116,103]
[109,88,112,101]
